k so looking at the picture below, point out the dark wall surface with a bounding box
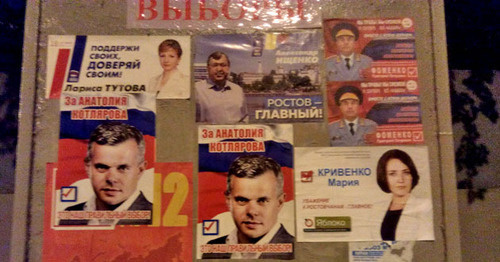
[0,0,25,193]
[445,0,500,70]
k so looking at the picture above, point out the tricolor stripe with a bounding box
[49,49,70,99]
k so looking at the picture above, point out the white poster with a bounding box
[295,146,434,242]
[46,35,191,99]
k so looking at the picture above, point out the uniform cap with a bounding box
[335,29,355,38]
[339,92,359,102]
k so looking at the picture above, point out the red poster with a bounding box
[42,162,193,261]
[323,18,424,146]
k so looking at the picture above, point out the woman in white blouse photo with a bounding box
[149,39,189,99]
[373,149,434,241]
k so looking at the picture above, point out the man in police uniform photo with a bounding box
[329,85,378,146]
[202,155,294,260]
[326,22,373,81]
[59,122,152,226]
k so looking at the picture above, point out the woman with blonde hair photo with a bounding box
[149,39,189,99]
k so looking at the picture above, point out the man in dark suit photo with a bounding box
[202,155,294,259]
[59,122,152,226]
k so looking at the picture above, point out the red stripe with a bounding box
[49,49,70,99]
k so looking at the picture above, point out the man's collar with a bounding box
[227,223,282,259]
[340,53,355,60]
[343,117,359,125]
[339,117,359,127]
[226,222,281,245]
[113,190,141,212]
[85,190,141,226]
[207,79,231,91]
[85,190,140,212]
[210,85,231,92]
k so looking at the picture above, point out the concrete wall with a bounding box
[458,188,500,262]
[0,194,13,259]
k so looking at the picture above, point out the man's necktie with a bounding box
[349,123,355,135]
[345,58,351,70]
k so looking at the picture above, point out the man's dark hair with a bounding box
[376,149,420,193]
[334,85,363,106]
[225,155,283,196]
[207,51,231,66]
[158,39,183,57]
[85,122,145,164]
[331,22,360,41]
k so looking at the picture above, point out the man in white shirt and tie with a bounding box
[326,22,373,82]
[328,85,378,146]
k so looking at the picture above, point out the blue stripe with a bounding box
[66,35,87,83]
[366,99,421,125]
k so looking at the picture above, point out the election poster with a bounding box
[295,146,434,242]
[324,18,418,82]
[197,124,295,259]
[349,241,415,262]
[56,92,156,228]
[46,35,191,99]
[42,162,194,261]
[194,31,323,124]
[127,0,322,30]
[326,81,424,146]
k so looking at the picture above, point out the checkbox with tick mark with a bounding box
[202,220,219,235]
[60,186,78,202]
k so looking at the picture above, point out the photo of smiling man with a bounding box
[195,51,247,124]
[201,155,294,260]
